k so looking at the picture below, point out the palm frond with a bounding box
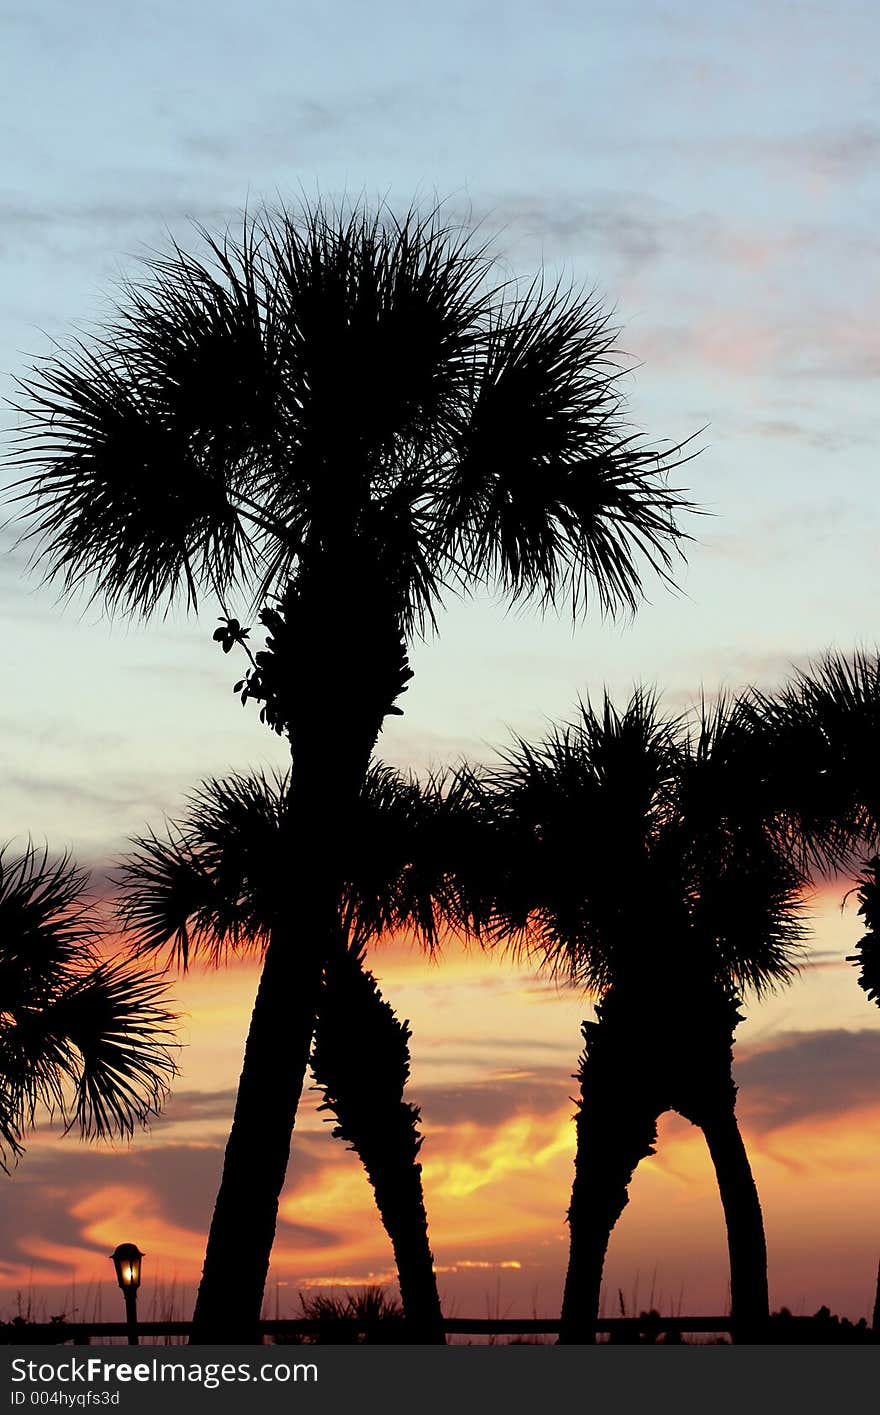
[0,844,94,982]
[438,282,699,619]
[31,959,178,1141]
[744,650,880,871]
[118,770,287,966]
[9,316,270,616]
[846,856,880,1007]
[0,844,177,1166]
[343,762,474,951]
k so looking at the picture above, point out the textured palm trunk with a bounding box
[559,1002,665,1345]
[189,926,324,1343]
[312,949,445,1343]
[672,986,769,1343]
[190,574,414,1343]
[699,1104,769,1341]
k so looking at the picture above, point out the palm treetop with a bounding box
[117,761,472,969]
[467,689,811,1001]
[743,649,880,858]
[9,199,697,630]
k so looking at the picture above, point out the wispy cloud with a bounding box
[0,1142,223,1277]
[418,1069,571,1130]
[738,1028,880,1134]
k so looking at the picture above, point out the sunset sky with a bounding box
[2,0,880,1326]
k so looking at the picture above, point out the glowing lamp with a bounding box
[110,1243,144,1343]
[111,1243,144,1291]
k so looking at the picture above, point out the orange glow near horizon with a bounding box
[3,894,880,1323]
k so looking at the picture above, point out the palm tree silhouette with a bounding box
[469,691,812,1343]
[118,762,468,1342]
[748,651,880,1013]
[0,844,177,1169]
[10,198,695,1337]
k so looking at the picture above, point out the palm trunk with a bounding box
[312,948,445,1343]
[189,778,369,1344]
[672,985,770,1343]
[367,1156,444,1343]
[559,1006,665,1344]
[190,576,414,1343]
[189,788,360,1344]
[699,1104,769,1342]
[189,928,325,1343]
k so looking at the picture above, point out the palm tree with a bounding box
[469,691,811,1342]
[10,198,695,1337]
[118,762,468,1342]
[0,843,177,1169]
[744,651,880,1008]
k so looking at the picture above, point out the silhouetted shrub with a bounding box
[291,1288,405,1344]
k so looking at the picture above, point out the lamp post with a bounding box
[110,1243,144,1345]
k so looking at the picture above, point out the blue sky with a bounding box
[2,0,878,851]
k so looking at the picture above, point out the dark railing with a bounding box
[0,1316,734,1344]
[3,1314,875,1344]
